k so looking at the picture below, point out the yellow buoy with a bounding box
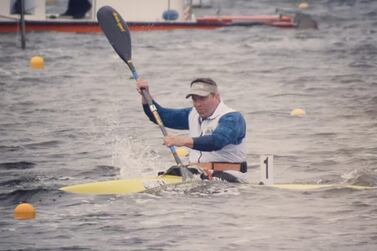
[14,203,36,220]
[298,2,309,10]
[290,108,306,117]
[30,56,44,69]
[176,147,189,157]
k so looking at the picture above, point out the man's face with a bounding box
[191,93,220,119]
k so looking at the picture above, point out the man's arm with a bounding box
[192,112,246,151]
[136,79,191,130]
[163,112,246,151]
[143,101,191,130]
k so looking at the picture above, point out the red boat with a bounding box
[197,15,296,28]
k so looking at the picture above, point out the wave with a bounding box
[23,140,61,149]
[0,161,35,170]
[0,145,22,153]
[77,165,119,179]
[0,188,53,206]
[341,169,377,187]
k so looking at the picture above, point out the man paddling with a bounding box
[136,78,248,182]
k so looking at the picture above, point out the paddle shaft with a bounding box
[128,62,185,167]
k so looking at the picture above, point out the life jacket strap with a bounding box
[192,162,247,173]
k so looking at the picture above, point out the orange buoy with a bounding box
[14,203,36,220]
[30,56,44,69]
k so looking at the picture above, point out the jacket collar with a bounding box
[200,101,224,121]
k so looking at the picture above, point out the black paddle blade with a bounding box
[97,6,132,64]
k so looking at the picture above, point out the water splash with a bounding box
[341,168,377,186]
[144,179,242,198]
[111,137,166,179]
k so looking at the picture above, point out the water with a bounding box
[1,0,377,250]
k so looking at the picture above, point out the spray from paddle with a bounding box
[112,136,166,179]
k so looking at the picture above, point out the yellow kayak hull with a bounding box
[60,175,183,195]
[60,175,375,195]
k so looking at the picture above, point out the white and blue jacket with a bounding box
[143,101,247,163]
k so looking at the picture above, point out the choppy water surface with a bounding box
[1,0,377,250]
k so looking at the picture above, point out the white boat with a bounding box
[0,0,199,32]
[0,0,316,33]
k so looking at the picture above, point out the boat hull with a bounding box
[60,175,375,195]
[0,14,298,33]
[60,175,183,195]
[0,20,233,33]
[197,15,295,28]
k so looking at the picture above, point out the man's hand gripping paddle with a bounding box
[96,6,192,181]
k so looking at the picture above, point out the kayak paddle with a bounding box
[96,6,192,181]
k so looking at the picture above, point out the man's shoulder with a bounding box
[220,111,245,123]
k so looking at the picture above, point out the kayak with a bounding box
[59,175,375,195]
[60,175,183,195]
